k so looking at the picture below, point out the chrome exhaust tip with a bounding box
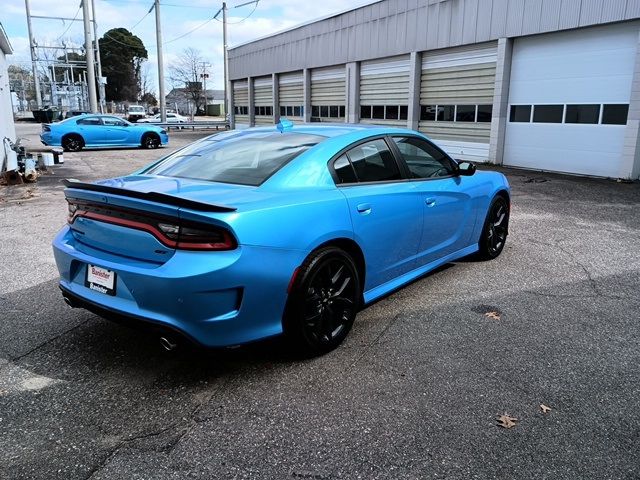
[62,295,75,308]
[159,336,178,352]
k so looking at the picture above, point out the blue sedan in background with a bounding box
[53,121,510,356]
[41,114,168,152]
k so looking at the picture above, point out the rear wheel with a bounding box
[477,195,509,260]
[141,133,160,149]
[62,134,84,152]
[284,247,361,356]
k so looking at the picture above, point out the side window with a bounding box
[102,117,126,126]
[345,139,401,183]
[391,136,455,179]
[334,154,357,184]
[77,117,102,126]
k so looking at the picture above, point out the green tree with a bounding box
[140,92,157,106]
[99,28,148,101]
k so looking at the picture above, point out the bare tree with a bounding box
[139,63,153,100]
[168,47,207,114]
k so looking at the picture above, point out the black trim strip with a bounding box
[63,179,237,212]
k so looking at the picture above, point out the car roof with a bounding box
[242,122,417,139]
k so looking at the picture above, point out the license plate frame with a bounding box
[85,264,117,296]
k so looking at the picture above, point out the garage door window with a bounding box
[565,105,600,124]
[456,105,476,122]
[602,104,629,125]
[510,105,532,122]
[533,105,563,123]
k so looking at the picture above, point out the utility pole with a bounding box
[82,0,98,112]
[24,0,42,108]
[222,2,229,122]
[153,0,167,122]
[91,0,105,112]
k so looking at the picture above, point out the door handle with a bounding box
[425,197,437,207]
[356,203,372,215]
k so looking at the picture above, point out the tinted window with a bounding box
[311,105,319,117]
[372,106,385,119]
[533,105,563,123]
[360,105,371,119]
[510,105,531,122]
[77,117,102,126]
[339,106,345,117]
[602,104,629,125]
[293,106,302,117]
[346,139,401,182]
[399,105,408,120]
[392,136,455,179]
[456,105,476,122]
[102,117,127,126]
[144,132,324,186]
[320,106,329,117]
[477,105,493,122]
[565,104,600,124]
[334,154,357,184]
[386,105,399,120]
[421,105,436,121]
[329,106,339,117]
[437,105,455,121]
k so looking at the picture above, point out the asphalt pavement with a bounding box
[1,123,639,479]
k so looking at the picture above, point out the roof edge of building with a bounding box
[0,23,13,55]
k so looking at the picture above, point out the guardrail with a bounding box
[144,121,230,131]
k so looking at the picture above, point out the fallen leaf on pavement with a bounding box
[540,404,552,414]
[497,413,518,428]
[485,311,501,321]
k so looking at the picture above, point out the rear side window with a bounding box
[344,139,401,183]
[143,131,324,186]
[77,117,102,126]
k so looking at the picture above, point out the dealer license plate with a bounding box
[85,264,117,296]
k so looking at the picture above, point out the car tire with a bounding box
[62,134,84,152]
[477,195,509,260]
[283,247,362,356]
[141,133,160,149]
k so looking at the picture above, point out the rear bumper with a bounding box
[52,225,306,347]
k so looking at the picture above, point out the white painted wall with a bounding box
[0,45,17,171]
[504,22,639,178]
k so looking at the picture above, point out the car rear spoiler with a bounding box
[63,179,237,212]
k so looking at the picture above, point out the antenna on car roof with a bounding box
[276,118,294,133]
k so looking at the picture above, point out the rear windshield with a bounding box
[143,131,324,186]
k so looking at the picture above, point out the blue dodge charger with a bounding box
[41,114,168,152]
[53,121,510,355]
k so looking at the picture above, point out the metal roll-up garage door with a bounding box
[360,55,410,127]
[253,76,273,126]
[233,80,249,127]
[419,42,497,161]
[311,65,345,122]
[279,71,304,123]
[504,23,636,178]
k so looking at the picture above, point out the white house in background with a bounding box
[0,21,16,172]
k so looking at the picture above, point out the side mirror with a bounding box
[457,161,476,176]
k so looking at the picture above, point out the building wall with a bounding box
[229,0,640,80]
[0,46,17,171]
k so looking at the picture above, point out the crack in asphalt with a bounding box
[347,313,402,370]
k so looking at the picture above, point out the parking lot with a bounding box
[1,123,639,479]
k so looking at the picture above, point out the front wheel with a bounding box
[477,195,509,260]
[284,247,361,356]
[141,133,160,149]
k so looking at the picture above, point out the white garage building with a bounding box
[0,22,16,172]
[228,0,640,180]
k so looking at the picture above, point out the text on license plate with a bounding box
[85,264,116,296]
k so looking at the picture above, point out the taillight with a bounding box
[67,201,236,251]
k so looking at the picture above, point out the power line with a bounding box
[56,4,82,41]
[214,0,259,25]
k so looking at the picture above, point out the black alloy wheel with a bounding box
[478,196,509,260]
[62,134,83,152]
[142,133,160,149]
[285,247,361,356]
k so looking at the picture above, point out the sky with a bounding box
[2,0,377,92]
